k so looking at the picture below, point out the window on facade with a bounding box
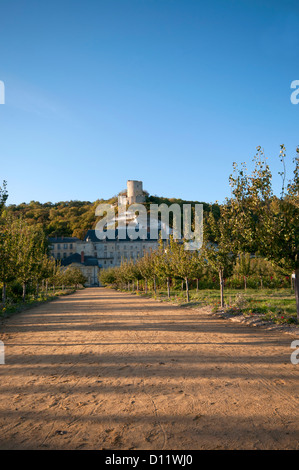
[64,244,68,249]
[63,253,67,258]
[57,253,61,259]
[70,243,73,249]
[57,244,61,250]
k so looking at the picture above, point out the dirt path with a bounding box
[0,287,298,450]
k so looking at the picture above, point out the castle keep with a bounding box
[49,180,158,286]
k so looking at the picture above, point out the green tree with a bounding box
[99,266,117,286]
[0,180,8,214]
[228,145,299,317]
[0,216,18,304]
[234,252,254,290]
[202,207,236,308]
[15,221,48,301]
[154,238,173,298]
[168,237,199,303]
[43,256,60,295]
[136,251,156,294]
[62,267,87,288]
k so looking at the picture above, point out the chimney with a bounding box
[81,251,84,263]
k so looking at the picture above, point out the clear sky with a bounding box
[0,0,298,205]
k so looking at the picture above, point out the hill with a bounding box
[3,195,220,240]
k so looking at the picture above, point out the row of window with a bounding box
[52,243,73,250]
[56,252,74,259]
[103,244,152,251]
[54,251,145,261]
[52,243,156,251]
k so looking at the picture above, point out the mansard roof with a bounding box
[60,253,98,267]
[48,236,79,243]
[83,229,160,243]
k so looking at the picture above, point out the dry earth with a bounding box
[0,287,298,450]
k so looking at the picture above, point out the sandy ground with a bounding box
[0,287,298,450]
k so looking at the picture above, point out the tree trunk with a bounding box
[45,280,48,296]
[137,279,139,292]
[153,277,156,294]
[22,282,26,302]
[145,279,148,294]
[2,282,6,305]
[167,277,170,299]
[181,280,184,290]
[260,277,263,289]
[185,277,189,303]
[295,269,299,320]
[219,269,224,309]
[244,276,247,291]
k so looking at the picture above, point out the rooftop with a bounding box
[48,236,79,243]
[60,253,98,267]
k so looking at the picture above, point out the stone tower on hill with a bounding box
[126,180,145,204]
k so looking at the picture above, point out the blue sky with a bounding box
[0,0,299,205]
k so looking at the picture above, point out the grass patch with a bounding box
[0,289,77,319]
[118,286,297,326]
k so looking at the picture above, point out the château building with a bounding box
[49,180,160,286]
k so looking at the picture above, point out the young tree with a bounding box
[62,267,87,288]
[228,145,299,317]
[0,180,8,214]
[0,216,18,304]
[251,256,270,289]
[99,266,117,286]
[234,252,254,290]
[15,221,48,301]
[202,207,236,308]
[192,251,205,292]
[136,250,156,294]
[154,238,173,299]
[168,237,199,303]
[43,256,60,295]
